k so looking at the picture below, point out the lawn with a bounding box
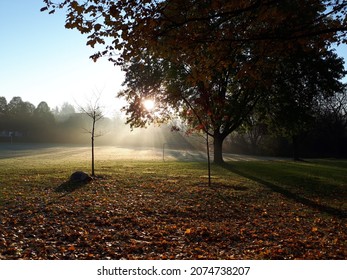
[0,146,346,259]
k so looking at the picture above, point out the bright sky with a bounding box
[0,0,346,117]
[0,0,125,117]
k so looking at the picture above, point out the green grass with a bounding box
[0,147,346,259]
[224,160,347,211]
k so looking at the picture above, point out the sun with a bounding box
[143,99,155,111]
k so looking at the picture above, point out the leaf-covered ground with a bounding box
[0,151,346,260]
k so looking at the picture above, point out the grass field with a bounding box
[0,145,346,259]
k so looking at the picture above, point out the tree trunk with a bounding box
[292,135,300,161]
[206,131,211,187]
[91,136,95,176]
[91,118,95,177]
[213,133,225,164]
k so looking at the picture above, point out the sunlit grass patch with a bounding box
[227,160,347,213]
[0,147,346,259]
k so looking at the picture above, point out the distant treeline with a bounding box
[0,96,112,144]
[224,91,347,159]
[0,95,346,158]
[0,96,198,148]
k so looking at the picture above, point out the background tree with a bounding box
[257,48,346,159]
[0,97,7,115]
[33,101,56,141]
[312,87,347,157]
[60,102,76,116]
[237,113,268,155]
[34,101,55,129]
[6,97,36,135]
[0,97,8,134]
[7,96,25,116]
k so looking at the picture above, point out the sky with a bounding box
[0,0,125,117]
[0,0,347,118]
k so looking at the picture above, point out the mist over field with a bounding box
[1,96,346,159]
[0,97,202,154]
[1,82,347,162]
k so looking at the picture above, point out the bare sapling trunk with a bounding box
[91,116,96,177]
[206,131,211,188]
[77,92,104,178]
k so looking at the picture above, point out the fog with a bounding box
[0,96,210,160]
[1,96,347,158]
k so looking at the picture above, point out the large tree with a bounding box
[118,51,266,163]
[118,46,345,162]
[42,0,347,64]
[42,0,347,163]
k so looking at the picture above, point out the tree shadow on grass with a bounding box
[54,181,87,193]
[43,181,91,207]
[191,181,248,191]
[169,150,207,162]
[222,163,347,219]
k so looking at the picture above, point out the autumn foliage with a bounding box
[1,156,346,259]
[41,1,347,164]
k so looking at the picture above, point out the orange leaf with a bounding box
[68,245,76,251]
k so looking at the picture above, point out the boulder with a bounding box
[70,171,92,183]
